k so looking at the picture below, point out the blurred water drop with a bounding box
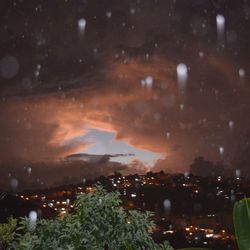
[93,48,98,55]
[145,76,153,89]
[78,18,86,33]
[229,120,234,130]
[106,11,112,19]
[163,199,171,215]
[29,211,37,230]
[219,146,224,156]
[216,14,225,44]
[239,68,245,79]
[141,79,146,87]
[230,194,236,202]
[199,51,204,58]
[130,8,136,15]
[82,178,86,184]
[10,178,18,190]
[176,63,188,93]
[166,132,171,139]
[29,211,37,222]
[66,198,70,206]
[0,56,19,79]
[180,103,184,111]
[27,167,32,175]
[235,169,241,178]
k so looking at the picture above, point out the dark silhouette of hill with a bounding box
[190,157,227,177]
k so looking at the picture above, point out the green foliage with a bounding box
[233,198,250,250]
[0,217,17,249]
[13,186,173,250]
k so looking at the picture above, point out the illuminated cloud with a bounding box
[0,0,250,183]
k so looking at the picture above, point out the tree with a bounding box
[0,217,17,249]
[13,186,173,250]
[190,157,226,177]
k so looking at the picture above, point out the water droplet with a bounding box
[130,8,136,15]
[27,167,32,175]
[235,169,241,178]
[78,18,86,33]
[145,76,153,89]
[66,198,70,206]
[163,199,171,215]
[230,194,236,202]
[229,120,234,129]
[199,51,204,57]
[166,132,171,139]
[29,211,37,222]
[180,103,184,111]
[82,178,86,184]
[10,178,18,190]
[239,68,245,79]
[0,56,19,79]
[216,14,225,43]
[106,11,112,19]
[177,63,188,92]
[219,146,224,156]
[29,211,37,230]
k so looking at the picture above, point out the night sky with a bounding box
[1,0,250,188]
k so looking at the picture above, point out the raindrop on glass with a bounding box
[219,146,224,156]
[29,211,37,222]
[163,199,171,215]
[106,11,112,19]
[230,194,236,202]
[180,103,184,111]
[229,120,234,130]
[66,198,70,206]
[0,56,19,79]
[239,68,245,80]
[235,169,241,178]
[199,51,204,58]
[166,132,171,139]
[78,18,86,33]
[176,63,188,93]
[130,8,136,15]
[10,178,18,190]
[145,76,153,89]
[82,178,86,184]
[27,167,32,175]
[216,14,225,44]
[29,211,37,230]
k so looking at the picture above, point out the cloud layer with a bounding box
[1,0,250,186]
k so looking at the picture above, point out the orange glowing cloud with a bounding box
[0,51,245,173]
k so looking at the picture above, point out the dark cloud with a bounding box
[0,156,129,191]
[1,0,250,184]
[65,153,135,163]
